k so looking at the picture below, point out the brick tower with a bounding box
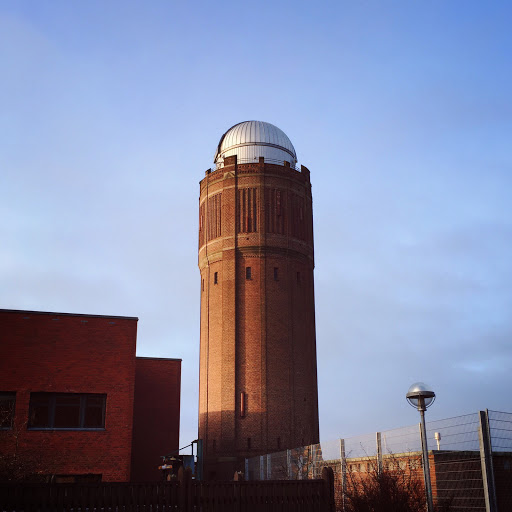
[198,121,319,479]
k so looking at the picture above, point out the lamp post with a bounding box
[406,382,435,512]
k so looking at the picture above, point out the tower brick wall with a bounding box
[198,156,319,479]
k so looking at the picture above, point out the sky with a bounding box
[1,1,511,449]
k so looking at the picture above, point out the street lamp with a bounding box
[406,382,435,512]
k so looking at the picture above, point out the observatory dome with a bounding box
[214,121,297,168]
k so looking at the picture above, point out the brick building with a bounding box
[0,309,181,482]
[198,121,319,479]
[336,450,512,511]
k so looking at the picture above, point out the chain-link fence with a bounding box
[246,410,512,512]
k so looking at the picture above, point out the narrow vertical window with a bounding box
[252,188,257,232]
[273,267,279,281]
[277,437,281,450]
[296,271,301,283]
[246,267,252,280]
[247,437,252,450]
[214,272,218,285]
[240,391,246,418]
[202,279,204,291]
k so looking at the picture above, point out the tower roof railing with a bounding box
[214,157,302,173]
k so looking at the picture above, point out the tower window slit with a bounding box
[235,193,239,233]
[218,195,222,237]
[210,197,217,239]
[206,193,222,241]
[214,272,218,285]
[239,188,258,233]
[271,190,275,232]
[274,267,279,281]
[242,189,246,232]
[247,189,251,232]
[252,188,257,232]
[246,267,252,280]
[240,391,246,418]
[216,195,219,238]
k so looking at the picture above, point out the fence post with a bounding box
[478,410,497,512]
[376,432,383,475]
[186,467,193,512]
[340,438,346,512]
[287,449,292,479]
[196,439,204,481]
[179,466,188,511]
[178,466,192,512]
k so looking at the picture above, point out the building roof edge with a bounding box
[136,356,182,362]
[0,308,139,321]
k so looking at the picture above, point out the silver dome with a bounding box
[214,121,297,168]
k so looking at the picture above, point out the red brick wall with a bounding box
[130,357,181,482]
[0,309,137,482]
[198,158,319,479]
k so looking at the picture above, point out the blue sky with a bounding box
[1,0,511,448]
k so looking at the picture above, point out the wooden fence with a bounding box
[0,467,335,512]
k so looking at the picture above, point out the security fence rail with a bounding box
[245,409,512,512]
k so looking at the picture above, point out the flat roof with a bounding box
[136,356,182,362]
[0,308,139,321]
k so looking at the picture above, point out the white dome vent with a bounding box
[215,121,297,168]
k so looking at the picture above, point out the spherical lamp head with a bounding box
[406,382,436,411]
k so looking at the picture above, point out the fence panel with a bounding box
[489,410,512,511]
[0,479,334,512]
[246,410,512,512]
[489,410,512,452]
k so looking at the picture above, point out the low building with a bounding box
[324,450,512,511]
[0,309,181,482]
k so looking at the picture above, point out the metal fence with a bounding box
[0,473,336,512]
[212,157,303,172]
[246,410,512,512]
